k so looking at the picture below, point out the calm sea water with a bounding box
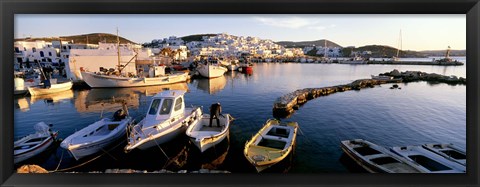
[14,57,466,173]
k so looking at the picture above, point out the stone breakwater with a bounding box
[272,69,466,118]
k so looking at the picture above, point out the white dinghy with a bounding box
[186,106,231,153]
[125,90,202,152]
[390,145,466,173]
[14,122,58,164]
[422,143,466,166]
[61,104,132,160]
[27,80,73,96]
[341,139,424,173]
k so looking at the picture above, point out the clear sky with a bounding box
[15,14,465,51]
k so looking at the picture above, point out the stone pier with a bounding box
[272,69,466,118]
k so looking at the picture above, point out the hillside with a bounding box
[180,34,217,42]
[14,33,136,44]
[342,45,427,58]
[418,49,466,56]
[276,39,342,48]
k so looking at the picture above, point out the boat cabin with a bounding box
[145,90,186,125]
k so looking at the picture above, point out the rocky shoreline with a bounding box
[272,69,466,118]
[16,165,230,174]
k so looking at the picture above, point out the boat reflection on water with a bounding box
[196,75,227,95]
[15,98,30,112]
[74,82,189,113]
[198,134,230,170]
[30,90,74,105]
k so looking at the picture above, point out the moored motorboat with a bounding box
[371,75,393,80]
[124,90,203,152]
[60,104,133,160]
[244,119,298,172]
[422,143,466,166]
[186,112,230,153]
[14,122,58,164]
[340,139,424,173]
[390,145,466,173]
[27,80,73,96]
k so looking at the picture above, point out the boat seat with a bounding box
[261,134,287,142]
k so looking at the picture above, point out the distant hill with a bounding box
[180,34,217,42]
[342,45,427,58]
[418,49,466,56]
[276,39,342,48]
[14,33,136,44]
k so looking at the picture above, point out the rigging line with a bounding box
[153,136,170,161]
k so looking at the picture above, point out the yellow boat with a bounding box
[244,119,298,172]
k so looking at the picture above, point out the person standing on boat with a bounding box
[209,103,222,127]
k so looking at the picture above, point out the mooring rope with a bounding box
[49,139,126,173]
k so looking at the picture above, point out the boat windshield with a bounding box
[148,99,162,115]
[159,99,173,115]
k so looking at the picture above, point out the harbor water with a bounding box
[14,57,466,173]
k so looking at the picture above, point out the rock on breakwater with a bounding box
[272,69,466,118]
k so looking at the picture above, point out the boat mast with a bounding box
[116,28,121,73]
[324,39,328,58]
[396,29,402,58]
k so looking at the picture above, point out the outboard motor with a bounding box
[113,109,127,121]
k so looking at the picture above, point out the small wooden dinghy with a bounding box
[186,113,230,153]
[340,139,424,173]
[391,145,466,173]
[244,119,298,172]
[61,105,132,160]
[14,122,58,164]
[28,80,73,96]
[422,143,466,166]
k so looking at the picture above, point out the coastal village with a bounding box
[13,32,466,174]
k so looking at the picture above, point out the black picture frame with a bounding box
[1,0,479,186]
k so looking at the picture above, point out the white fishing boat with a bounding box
[339,56,367,64]
[422,143,466,166]
[186,113,230,153]
[196,63,227,78]
[14,122,58,164]
[340,139,424,173]
[14,77,28,95]
[244,119,298,172]
[27,80,73,96]
[80,70,188,88]
[390,145,466,173]
[227,63,239,71]
[60,104,132,160]
[371,75,393,80]
[80,29,188,88]
[125,90,203,152]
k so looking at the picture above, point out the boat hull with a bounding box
[64,127,127,160]
[227,64,239,71]
[27,81,73,96]
[197,65,227,78]
[14,136,54,164]
[81,71,188,88]
[135,124,186,151]
[186,114,230,153]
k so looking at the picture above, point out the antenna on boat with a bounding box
[116,27,122,74]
